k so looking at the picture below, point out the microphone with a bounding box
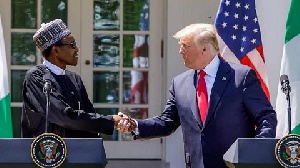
[43,74,52,93]
[280,75,291,95]
[43,74,52,133]
[280,74,292,134]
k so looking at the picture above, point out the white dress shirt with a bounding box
[43,59,66,75]
[198,55,220,102]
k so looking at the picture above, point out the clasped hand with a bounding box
[113,112,137,133]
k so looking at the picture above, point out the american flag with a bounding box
[130,0,149,118]
[215,0,270,100]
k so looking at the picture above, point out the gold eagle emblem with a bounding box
[284,143,300,162]
[40,139,60,162]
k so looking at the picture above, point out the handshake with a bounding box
[113,112,137,133]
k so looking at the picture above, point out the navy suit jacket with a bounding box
[137,58,277,168]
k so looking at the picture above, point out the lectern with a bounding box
[0,138,107,168]
[223,138,281,168]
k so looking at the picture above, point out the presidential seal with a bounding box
[275,134,300,168]
[31,133,67,168]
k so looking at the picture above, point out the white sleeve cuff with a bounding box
[133,119,140,135]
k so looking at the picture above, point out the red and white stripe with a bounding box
[218,35,270,100]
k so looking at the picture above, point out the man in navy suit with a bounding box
[117,23,277,168]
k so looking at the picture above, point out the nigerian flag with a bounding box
[276,0,300,138]
[0,15,13,138]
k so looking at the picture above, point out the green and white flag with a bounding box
[276,0,300,138]
[0,15,13,138]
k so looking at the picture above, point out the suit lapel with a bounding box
[186,70,203,127]
[203,60,232,128]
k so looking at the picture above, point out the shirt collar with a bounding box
[201,55,220,78]
[43,59,66,75]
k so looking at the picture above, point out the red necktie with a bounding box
[197,70,208,123]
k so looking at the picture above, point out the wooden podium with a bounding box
[0,138,107,168]
[223,138,281,168]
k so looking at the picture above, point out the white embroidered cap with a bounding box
[33,19,71,52]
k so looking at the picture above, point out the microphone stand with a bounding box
[287,91,291,134]
[43,83,52,133]
[282,83,291,134]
